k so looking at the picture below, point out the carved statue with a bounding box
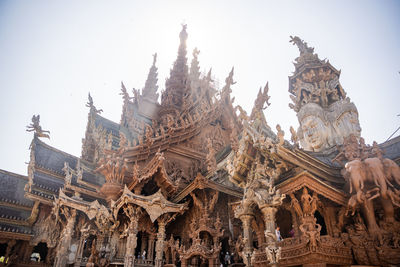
[206,138,217,172]
[297,103,335,152]
[301,187,313,216]
[290,193,303,218]
[250,83,270,120]
[276,124,285,145]
[26,114,50,139]
[86,93,103,114]
[290,126,299,147]
[62,162,73,188]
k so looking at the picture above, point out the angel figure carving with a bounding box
[190,190,219,215]
[26,114,50,139]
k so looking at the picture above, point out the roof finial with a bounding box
[152,53,157,66]
[86,93,103,114]
[289,36,314,55]
[26,114,50,139]
[180,24,188,43]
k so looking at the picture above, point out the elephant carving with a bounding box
[382,158,400,187]
[345,157,389,203]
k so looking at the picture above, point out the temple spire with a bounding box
[142,53,159,103]
[288,36,360,152]
[189,48,201,83]
[162,24,189,109]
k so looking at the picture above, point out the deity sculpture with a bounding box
[297,103,335,152]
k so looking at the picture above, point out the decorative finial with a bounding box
[250,82,271,120]
[289,36,314,55]
[179,24,188,42]
[152,53,157,66]
[192,48,200,58]
[26,114,50,139]
[86,93,103,114]
[226,67,236,86]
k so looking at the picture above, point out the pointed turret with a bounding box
[142,53,159,103]
[189,48,201,86]
[182,48,201,108]
[161,24,189,112]
[288,36,345,111]
[288,36,361,152]
[221,67,235,106]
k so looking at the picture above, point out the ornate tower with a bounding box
[288,36,361,152]
[159,24,189,121]
[142,53,159,103]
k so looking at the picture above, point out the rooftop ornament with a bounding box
[26,114,50,139]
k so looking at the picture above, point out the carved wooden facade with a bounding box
[0,26,399,267]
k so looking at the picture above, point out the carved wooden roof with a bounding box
[128,151,177,196]
[113,186,188,222]
[0,169,34,238]
[277,170,347,206]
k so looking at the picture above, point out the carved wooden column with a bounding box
[238,214,254,267]
[21,242,33,263]
[260,206,277,243]
[124,221,139,267]
[147,233,156,262]
[155,219,166,267]
[54,208,76,267]
[109,231,119,262]
[96,233,106,254]
[74,231,89,267]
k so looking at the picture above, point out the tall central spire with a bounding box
[142,53,159,103]
[161,24,189,110]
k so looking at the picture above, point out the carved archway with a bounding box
[82,235,96,259]
[276,208,293,239]
[314,210,327,235]
[32,242,48,262]
[0,243,6,257]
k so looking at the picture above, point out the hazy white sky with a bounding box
[0,0,399,175]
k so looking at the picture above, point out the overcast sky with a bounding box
[0,0,399,175]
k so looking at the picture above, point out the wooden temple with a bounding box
[1,26,400,267]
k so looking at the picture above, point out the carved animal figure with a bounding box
[382,158,400,187]
[345,158,389,203]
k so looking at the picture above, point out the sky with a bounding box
[0,0,399,176]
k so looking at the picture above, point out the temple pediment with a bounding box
[113,186,188,222]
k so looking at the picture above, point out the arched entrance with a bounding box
[82,235,96,259]
[32,242,48,262]
[276,208,293,238]
[315,210,327,235]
